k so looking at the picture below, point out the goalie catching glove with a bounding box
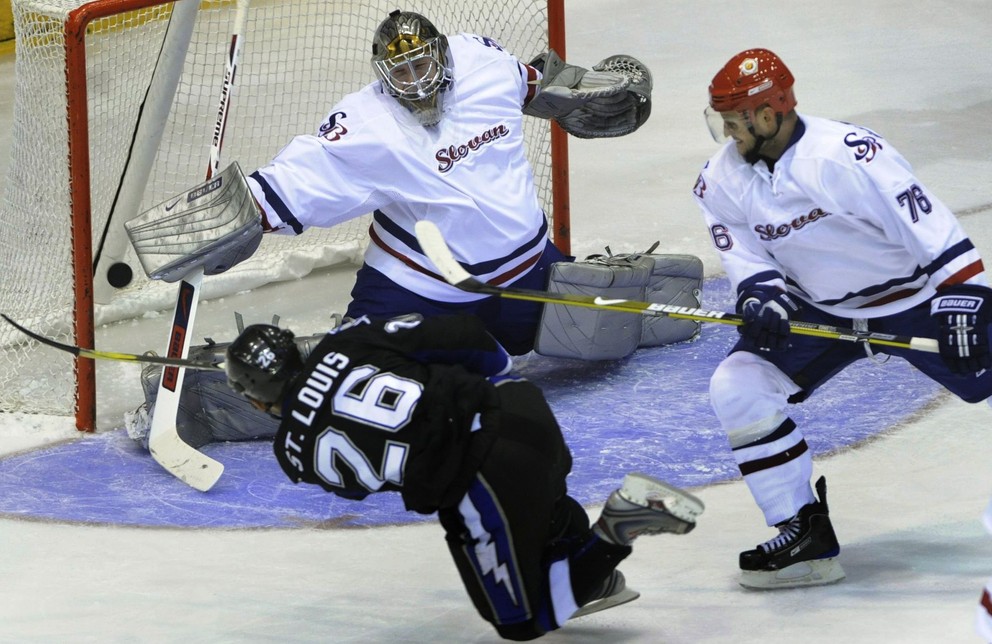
[523,50,652,138]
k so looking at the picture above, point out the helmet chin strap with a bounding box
[743,112,784,165]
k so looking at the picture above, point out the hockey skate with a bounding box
[594,472,705,546]
[572,570,640,618]
[739,476,845,590]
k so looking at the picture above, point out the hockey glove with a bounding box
[522,50,631,120]
[930,284,992,374]
[737,286,800,352]
[557,55,653,139]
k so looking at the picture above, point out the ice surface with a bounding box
[1,1,991,641]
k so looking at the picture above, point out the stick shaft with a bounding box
[0,314,223,371]
[412,220,940,354]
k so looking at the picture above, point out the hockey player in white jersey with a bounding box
[246,9,651,356]
[692,48,992,589]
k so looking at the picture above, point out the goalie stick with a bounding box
[146,0,252,491]
[0,314,224,372]
[413,220,941,354]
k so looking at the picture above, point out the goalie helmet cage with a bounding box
[0,0,569,431]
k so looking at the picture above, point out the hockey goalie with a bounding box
[124,10,703,455]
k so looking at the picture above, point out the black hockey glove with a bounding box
[930,284,992,374]
[737,286,800,352]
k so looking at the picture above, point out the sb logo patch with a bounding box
[319,111,348,141]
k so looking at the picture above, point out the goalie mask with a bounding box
[371,10,452,127]
[704,48,796,143]
[226,324,304,412]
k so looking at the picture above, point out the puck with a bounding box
[107,262,134,289]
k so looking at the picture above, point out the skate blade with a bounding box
[572,587,640,618]
[618,472,705,523]
[739,558,846,590]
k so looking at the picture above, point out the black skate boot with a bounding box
[739,476,845,589]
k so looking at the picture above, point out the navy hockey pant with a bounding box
[345,239,571,356]
[734,299,992,403]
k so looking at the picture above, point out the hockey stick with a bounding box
[0,314,224,372]
[147,0,252,491]
[413,221,940,354]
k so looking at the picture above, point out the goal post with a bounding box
[0,0,569,431]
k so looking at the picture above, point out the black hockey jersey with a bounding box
[273,314,509,513]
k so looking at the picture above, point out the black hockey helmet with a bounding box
[371,9,451,126]
[225,324,304,409]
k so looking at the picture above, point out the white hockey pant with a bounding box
[709,351,815,525]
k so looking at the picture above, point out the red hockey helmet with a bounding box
[708,48,797,115]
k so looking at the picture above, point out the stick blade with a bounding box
[414,220,486,292]
[148,429,224,492]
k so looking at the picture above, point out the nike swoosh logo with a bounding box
[164,198,182,211]
[593,297,629,306]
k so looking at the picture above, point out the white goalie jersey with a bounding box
[245,33,547,303]
[693,114,987,318]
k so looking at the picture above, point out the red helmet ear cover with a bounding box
[708,48,796,114]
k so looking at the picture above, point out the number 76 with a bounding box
[896,184,932,223]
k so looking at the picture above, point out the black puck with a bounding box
[107,262,134,288]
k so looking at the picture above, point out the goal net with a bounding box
[0,0,567,429]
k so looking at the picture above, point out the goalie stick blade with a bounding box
[148,427,224,492]
[412,220,940,354]
[0,314,224,371]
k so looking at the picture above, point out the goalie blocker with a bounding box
[125,162,262,282]
[536,251,703,360]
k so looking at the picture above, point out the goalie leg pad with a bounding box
[639,254,704,347]
[138,350,275,449]
[535,253,703,361]
[535,257,654,360]
[132,333,326,449]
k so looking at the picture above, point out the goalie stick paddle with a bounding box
[149,271,225,492]
[413,220,940,354]
[0,314,224,372]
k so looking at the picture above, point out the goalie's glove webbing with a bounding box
[558,55,653,139]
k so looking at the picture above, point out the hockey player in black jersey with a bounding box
[224,313,703,640]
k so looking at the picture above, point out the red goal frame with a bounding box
[63,0,569,431]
